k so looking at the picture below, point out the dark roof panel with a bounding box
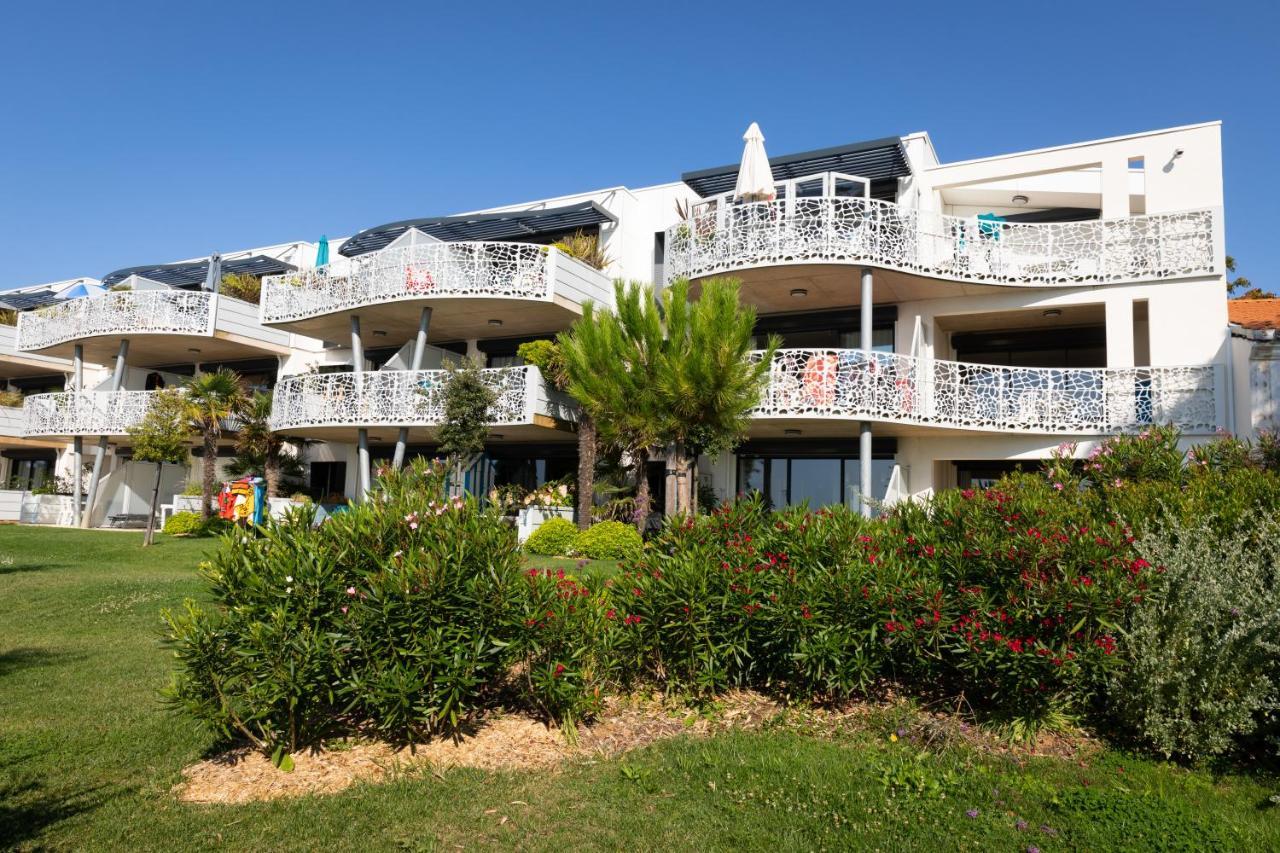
[682,136,912,198]
[100,255,297,289]
[0,289,61,311]
[339,201,616,257]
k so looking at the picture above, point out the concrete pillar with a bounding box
[72,344,83,527]
[350,315,371,499]
[860,268,874,518]
[82,339,128,527]
[1105,297,1135,368]
[1101,154,1130,220]
[393,307,432,469]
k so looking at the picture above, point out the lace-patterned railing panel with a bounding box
[17,291,214,351]
[260,242,553,324]
[667,198,1218,287]
[753,349,1220,434]
[22,391,156,436]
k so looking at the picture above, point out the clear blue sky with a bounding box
[1,1,1275,289]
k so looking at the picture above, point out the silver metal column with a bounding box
[82,339,129,527]
[72,344,83,527]
[392,307,432,470]
[350,315,371,500]
[859,268,874,518]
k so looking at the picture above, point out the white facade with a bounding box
[0,120,1234,523]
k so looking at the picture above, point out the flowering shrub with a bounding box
[525,517,580,556]
[575,521,643,560]
[163,459,524,752]
[1110,517,1280,761]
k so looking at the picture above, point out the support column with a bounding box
[82,339,129,527]
[350,315,371,500]
[72,345,83,527]
[859,268,874,518]
[393,307,432,469]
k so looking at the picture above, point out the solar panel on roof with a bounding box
[339,201,616,257]
[0,289,61,311]
[100,255,297,288]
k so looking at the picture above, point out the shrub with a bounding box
[0,389,23,407]
[163,459,524,753]
[163,512,204,536]
[575,521,642,560]
[525,517,579,556]
[1110,517,1280,761]
[220,272,261,304]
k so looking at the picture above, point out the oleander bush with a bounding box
[1109,517,1280,761]
[575,520,643,560]
[162,427,1280,765]
[524,517,579,556]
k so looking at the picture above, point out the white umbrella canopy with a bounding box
[733,122,777,202]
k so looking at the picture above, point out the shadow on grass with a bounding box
[0,775,118,849]
[0,560,70,576]
[0,647,80,679]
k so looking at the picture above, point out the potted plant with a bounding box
[514,478,575,541]
[173,481,205,515]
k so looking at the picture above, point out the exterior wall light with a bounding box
[1042,309,1062,318]
[487,318,504,327]
[187,347,201,354]
[790,288,808,298]
[1012,194,1029,206]
[784,428,802,436]
[373,330,387,337]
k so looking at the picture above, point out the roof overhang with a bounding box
[101,255,297,289]
[681,136,912,198]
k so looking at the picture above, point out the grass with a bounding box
[520,553,622,579]
[2,525,1278,851]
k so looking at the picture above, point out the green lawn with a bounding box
[2,525,1277,851]
[520,553,622,579]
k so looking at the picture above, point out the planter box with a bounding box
[172,495,206,514]
[19,493,76,526]
[516,505,574,542]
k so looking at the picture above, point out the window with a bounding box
[752,308,896,353]
[737,442,897,510]
[309,462,347,502]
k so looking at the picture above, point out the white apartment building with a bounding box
[0,120,1237,524]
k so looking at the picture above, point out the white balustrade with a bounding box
[16,291,215,351]
[754,349,1220,434]
[667,197,1218,287]
[22,391,156,436]
[260,242,557,325]
[269,366,570,432]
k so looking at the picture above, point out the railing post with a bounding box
[393,307,433,469]
[351,314,371,501]
[72,344,83,527]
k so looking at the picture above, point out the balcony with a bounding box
[15,290,293,364]
[268,366,576,441]
[754,349,1222,435]
[0,405,22,439]
[666,197,1219,289]
[259,242,612,342]
[22,390,156,437]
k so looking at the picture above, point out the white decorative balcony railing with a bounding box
[755,349,1222,435]
[260,243,606,326]
[22,391,156,436]
[269,366,575,432]
[667,197,1219,287]
[16,291,214,352]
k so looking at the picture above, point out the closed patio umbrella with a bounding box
[734,122,776,202]
[203,253,222,292]
[315,236,330,267]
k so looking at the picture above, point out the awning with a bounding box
[101,255,297,289]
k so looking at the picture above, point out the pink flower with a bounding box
[346,586,356,596]
[1053,482,1064,491]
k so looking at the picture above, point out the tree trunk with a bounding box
[144,462,163,546]
[632,446,650,535]
[202,428,218,520]
[265,451,281,498]
[576,414,596,530]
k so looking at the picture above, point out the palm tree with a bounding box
[184,368,245,520]
[656,277,777,514]
[560,281,666,533]
[232,390,294,498]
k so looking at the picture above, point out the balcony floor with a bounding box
[272,420,577,444]
[30,330,294,366]
[264,296,585,347]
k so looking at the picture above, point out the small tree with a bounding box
[127,389,190,546]
[231,390,297,498]
[560,282,666,533]
[184,369,245,520]
[519,339,597,531]
[657,277,777,515]
[1227,255,1274,299]
[436,358,497,495]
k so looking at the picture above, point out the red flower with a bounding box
[554,663,566,678]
